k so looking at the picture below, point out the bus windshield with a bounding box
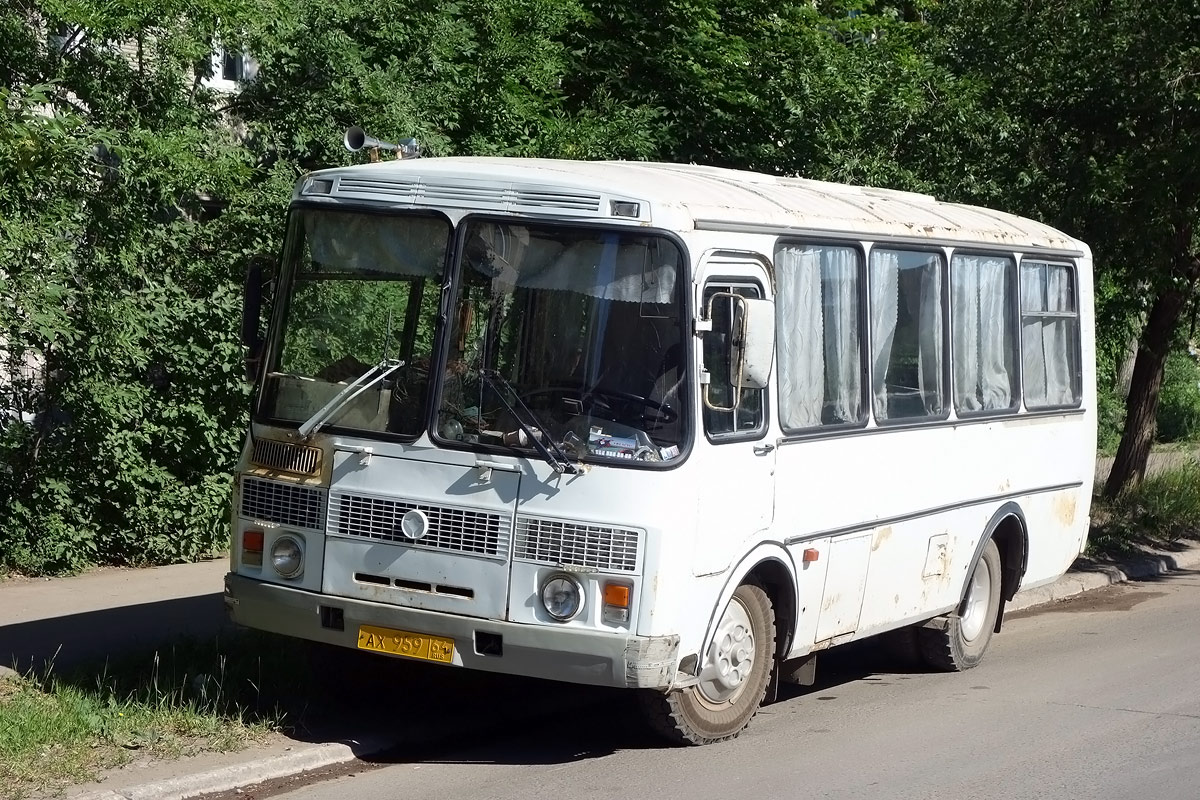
[434,221,689,465]
[259,209,449,437]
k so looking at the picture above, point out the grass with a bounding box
[0,633,294,799]
[1088,461,1200,558]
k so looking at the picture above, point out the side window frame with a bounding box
[866,244,950,426]
[701,279,769,443]
[1018,258,1084,411]
[774,238,870,436]
[949,249,1021,419]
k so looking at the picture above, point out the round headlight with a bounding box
[271,535,304,578]
[540,574,584,621]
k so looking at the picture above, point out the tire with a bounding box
[918,538,1002,671]
[640,583,775,745]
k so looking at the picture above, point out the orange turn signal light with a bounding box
[603,583,631,608]
[802,548,820,563]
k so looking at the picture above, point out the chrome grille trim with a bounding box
[240,477,325,529]
[514,517,641,573]
[250,439,322,476]
[328,491,511,559]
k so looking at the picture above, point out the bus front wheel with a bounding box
[640,582,775,745]
[918,538,1002,671]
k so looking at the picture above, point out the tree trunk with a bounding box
[1103,226,1200,499]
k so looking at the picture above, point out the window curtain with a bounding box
[1043,267,1075,405]
[776,246,824,429]
[917,259,944,415]
[823,248,860,423]
[1021,268,1047,405]
[954,256,1012,412]
[1022,264,1075,407]
[870,250,900,420]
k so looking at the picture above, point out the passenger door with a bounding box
[692,253,778,577]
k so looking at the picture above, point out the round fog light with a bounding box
[271,535,304,578]
[540,574,584,621]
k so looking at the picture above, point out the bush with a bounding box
[1089,462,1200,556]
[1156,349,1200,443]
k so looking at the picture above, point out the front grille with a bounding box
[328,491,510,558]
[514,517,641,573]
[251,439,322,476]
[240,477,324,529]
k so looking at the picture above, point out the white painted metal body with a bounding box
[226,156,1096,688]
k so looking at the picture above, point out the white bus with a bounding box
[226,133,1096,745]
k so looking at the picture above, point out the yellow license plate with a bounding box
[357,625,455,664]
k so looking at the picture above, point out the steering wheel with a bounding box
[520,383,678,428]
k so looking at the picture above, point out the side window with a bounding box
[774,242,864,431]
[1021,262,1082,408]
[869,248,946,422]
[702,283,765,437]
[951,253,1018,414]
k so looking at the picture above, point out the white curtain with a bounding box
[1044,266,1075,405]
[953,255,1012,412]
[823,249,861,423]
[870,250,900,420]
[776,246,824,429]
[1021,264,1076,407]
[917,259,944,415]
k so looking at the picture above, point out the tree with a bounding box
[929,0,1200,497]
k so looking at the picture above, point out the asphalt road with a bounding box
[240,569,1200,800]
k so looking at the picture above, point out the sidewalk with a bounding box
[0,559,230,679]
[3,541,1199,800]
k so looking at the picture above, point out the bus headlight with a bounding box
[271,535,304,578]
[540,573,584,621]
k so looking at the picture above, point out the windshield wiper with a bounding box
[477,369,581,475]
[298,358,404,438]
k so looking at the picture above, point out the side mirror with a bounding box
[702,292,775,412]
[732,296,775,389]
[241,255,275,382]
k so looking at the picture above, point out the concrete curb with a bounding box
[1008,542,1200,613]
[73,738,389,800]
[71,540,1200,800]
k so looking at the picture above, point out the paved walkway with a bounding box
[1094,446,1199,485]
[0,559,229,677]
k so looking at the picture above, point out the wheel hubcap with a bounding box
[960,557,992,642]
[697,597,756,704]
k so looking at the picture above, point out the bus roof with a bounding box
[299,157,1085,253]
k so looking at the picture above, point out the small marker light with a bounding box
[803,548,820,563]
[610,200,640,218]
[603,581,632,624]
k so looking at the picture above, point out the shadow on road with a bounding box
[1,595,947,774]
[0,592,232,675]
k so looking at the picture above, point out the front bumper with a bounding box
[224,573,679,689]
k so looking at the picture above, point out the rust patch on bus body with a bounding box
[1054,493,1078,527]
[872,526,892,552]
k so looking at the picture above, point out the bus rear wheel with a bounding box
[640,582,775,745]
[918,538,1002,671]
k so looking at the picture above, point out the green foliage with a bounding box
[1090,462,1200,556]
[1157,349,1200,443]
[3,0,1197,570]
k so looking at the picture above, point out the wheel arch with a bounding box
[966,502,1028,634]
[693,544,799,672]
